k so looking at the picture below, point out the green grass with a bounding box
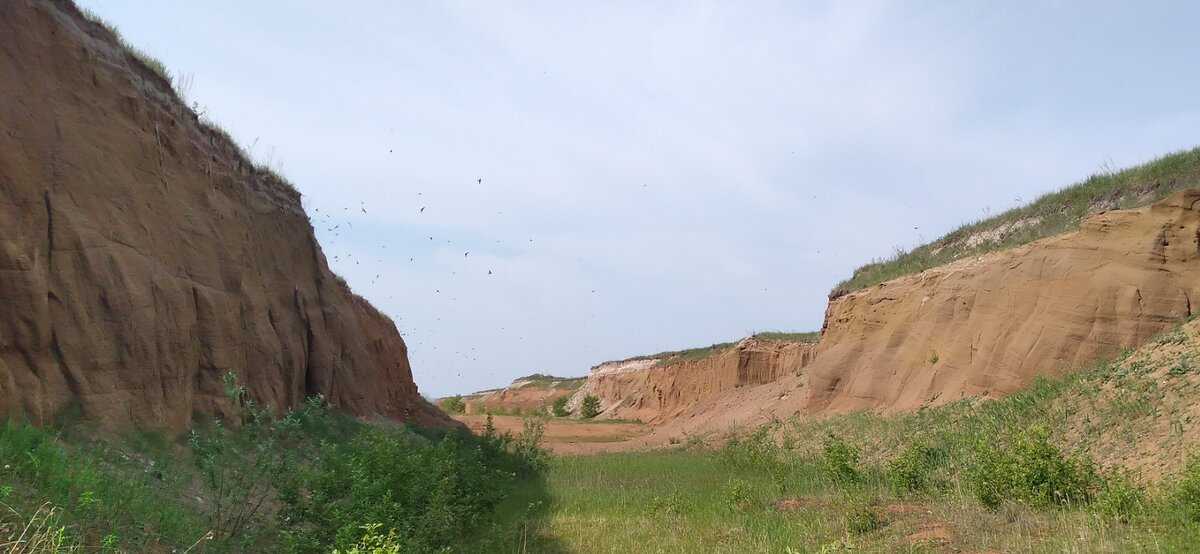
[509,447,1199,553]
[496,323,1200,553]
[834,146,1200,295]
[751,331,821,342]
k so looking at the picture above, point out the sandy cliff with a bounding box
[0,1,445,431]
[641,190,1200,440]
[806,188,1200,414]
[575,338,819,424]
[456,376,584,415]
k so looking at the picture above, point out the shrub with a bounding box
[331,524,401,554]
[822,435,861,486]
[971,426,1098,510]
[580,395,601,419]
[438,396,466,414]
[644,493,687,517]
[551,396,571,417]
[515,414,551,471]
[1091,469,1145,521]
[719,426,779,470]
[723,479,753,511]
[275,426,527,552]
[1171,456,1200,522]
[844,501,882,534]
[887,440,947,494]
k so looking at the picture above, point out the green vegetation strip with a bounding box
[835,147,1200,295]
[0,373,548,553]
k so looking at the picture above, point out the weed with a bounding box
[1170,456,1200,522]
[643,493,687,517]
[723,479,754,511]
[971,426,1098,510]
[1091,469,1145,521]
[822,435,861,486]
[843,501,882,535]
[887,440,945,494]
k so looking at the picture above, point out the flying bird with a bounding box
[420,207,425,213]
[464,252,469,257]
[477,178,482,184]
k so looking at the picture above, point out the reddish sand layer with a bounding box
[572,338,819,424]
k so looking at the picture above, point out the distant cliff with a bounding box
[572,338,819,424]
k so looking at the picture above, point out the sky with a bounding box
[76,0,1200,399]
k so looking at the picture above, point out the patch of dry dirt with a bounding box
[452,415,651,454]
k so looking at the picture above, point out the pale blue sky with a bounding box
[76,1,1200,398]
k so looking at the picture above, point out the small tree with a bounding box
[580,395,601,419]
[551,395,571,417]
[437,395,465,414]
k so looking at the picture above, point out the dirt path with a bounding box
[453,415,651,454]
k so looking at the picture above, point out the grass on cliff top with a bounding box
[513,374,587,389]
[751,331,821,342]
[77,7,298,196]
[603,331,820,369]
[834,146,1200,295]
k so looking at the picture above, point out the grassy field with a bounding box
[834,146,1200,295]
[483,322,1200,553]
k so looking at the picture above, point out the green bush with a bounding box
[887,440,947,494]
[822,435,861,486]
[275,424,532,552]
[971,426,1098,510]
[844,501,882,534]
[1091,469,1145,521]
[551,396,571,417]
[515,414,551,471]
[580,395,601,420]
[437,395,466,414]
[331,524,402,554]
[1171,456,1200,522]
[719,427,779,470]
[723,478,753,511]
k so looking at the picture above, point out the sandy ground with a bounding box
[453,415,651,454]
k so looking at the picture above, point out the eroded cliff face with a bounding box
[804,189,1200,414]
[575,339,819,424]
[639,189,1200,441]
[457,376,583,415]
[0,1,446,431]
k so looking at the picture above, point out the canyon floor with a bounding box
[452,414,650,454]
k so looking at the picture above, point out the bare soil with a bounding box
[453,415,651,454]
